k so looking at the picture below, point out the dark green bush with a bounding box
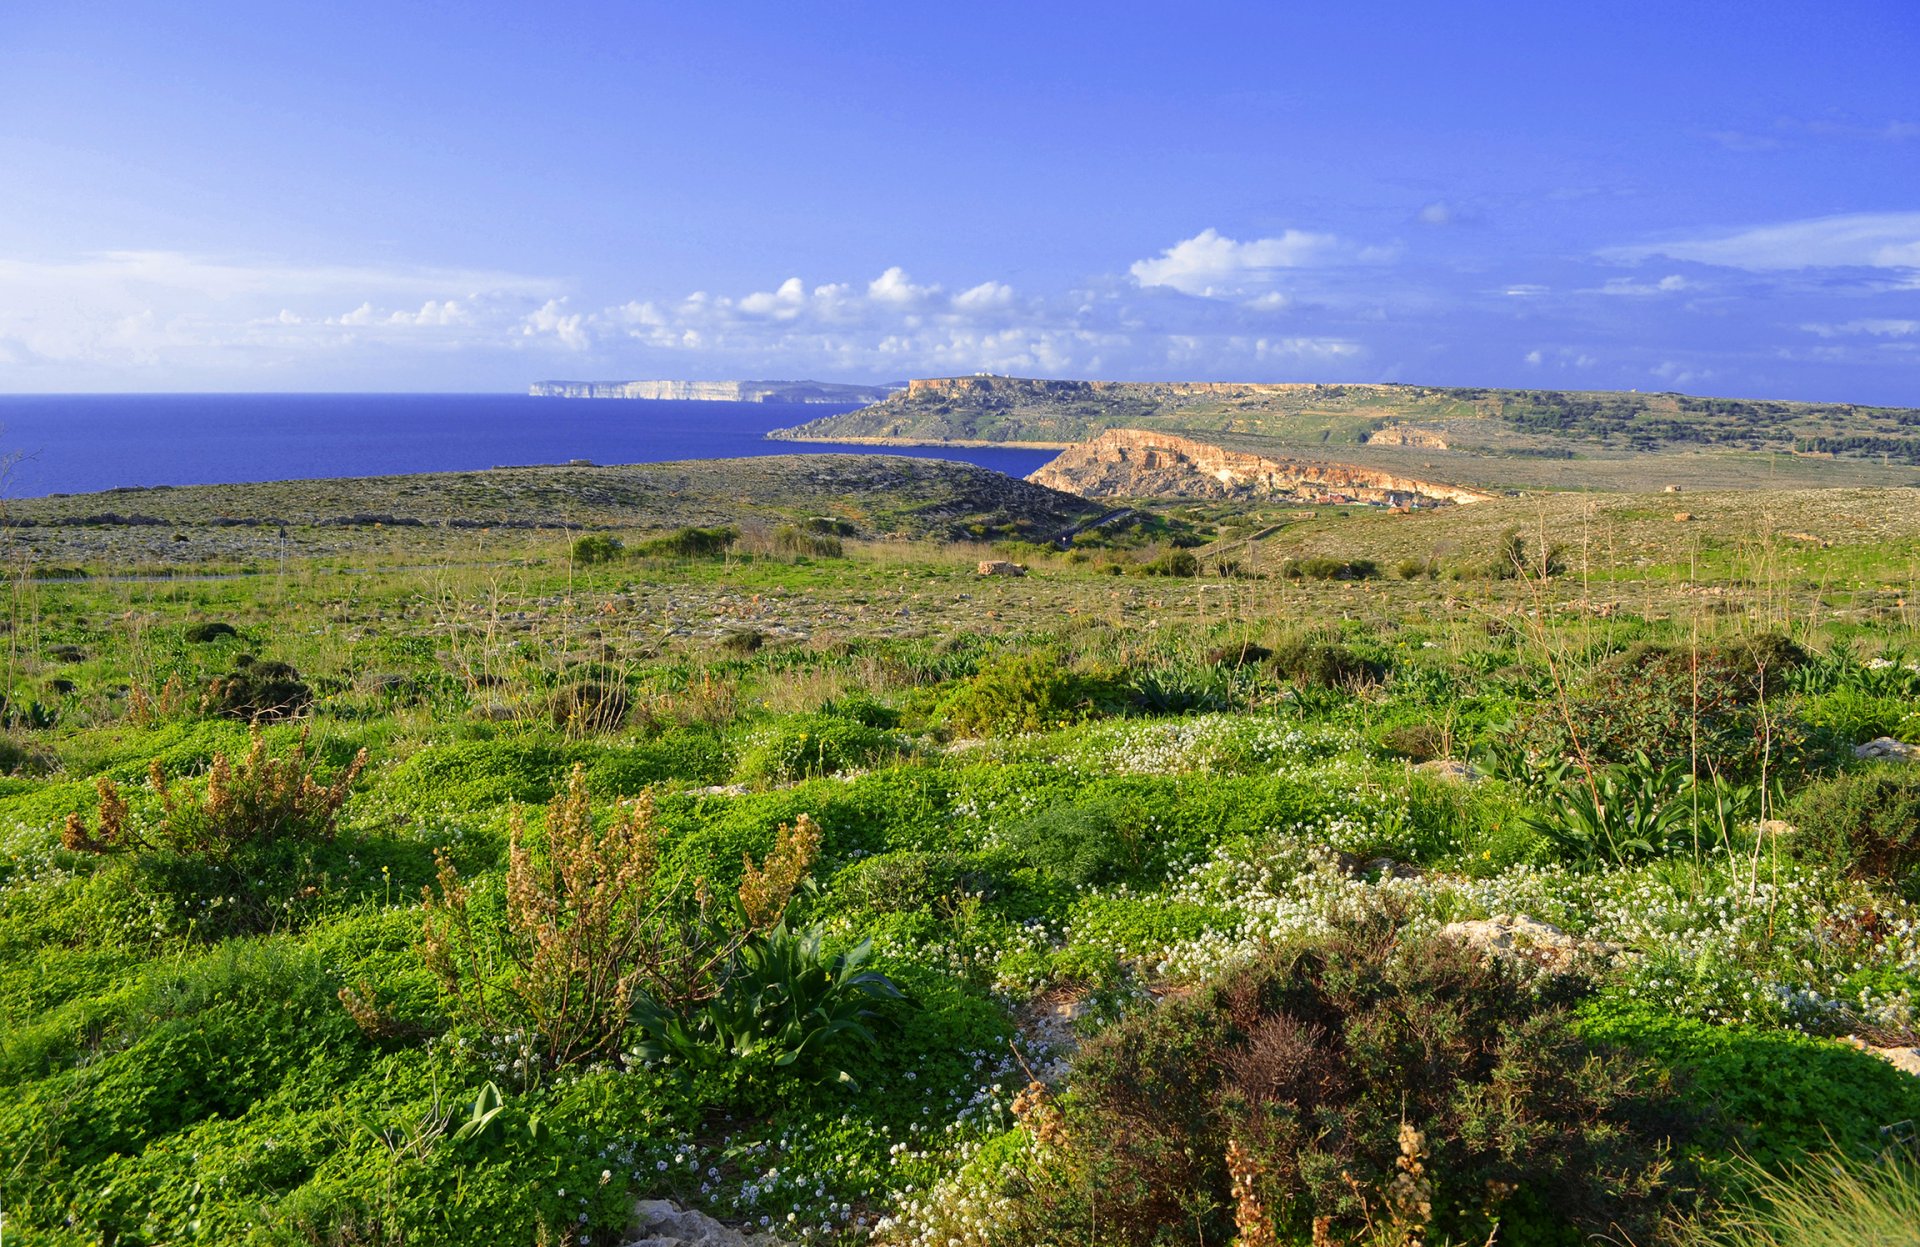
[1378,721,1448,760]
[203,658,312,721]
[570,533,624,564]
[1579,996,1920,1169]
[182,621,239,643]
[936,651,1121,736]
[639,525,738,559]
[1204,640,1272,668]
[733,714,905,784]
[1000,795,1142,889]
[830,850,999,914]
[1135,549,1198,577]
[547,679,628,733]
[1517,643,1818,780]
[1057,911,1696,1247]
[1785,766,1920,898]
[768,525,844,558]
[1281,555,1379,580]
[1269,637,1384,689]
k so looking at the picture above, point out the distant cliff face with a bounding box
[1028,430,1493,506]
[530,380,899,403]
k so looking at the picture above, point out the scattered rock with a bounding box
[688,783,750,797]
[1757,818,1797,840]
[624,1200,789,1247]
[1663,484,1682,493]
[1439,913,1621,974]
[1412,758,1482,785]
[472,702,516,722]
[977,559,1027,577]
[47,644,87,663]
[1673,512,1695,523]
[1363,856,1421,880]
[1856,737,1920,762]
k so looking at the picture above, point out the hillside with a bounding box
[0,454,1101,566]
[770,375,1920,478]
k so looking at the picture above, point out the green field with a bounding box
[3,460,1920,1246]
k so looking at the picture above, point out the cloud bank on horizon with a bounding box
[0,2,1915,403]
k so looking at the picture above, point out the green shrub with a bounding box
[999,795,1142,889]
[936,651,1121,736]
[1518,643,1818,781]
[1269,637,1384,689]
[570,533,624,564]
[547,679,629,733]
[639,525,738,558]
[203,657,312,721]
[733,714,906,784]
[1785,766,1920,898]
[182,621,239,643]
[1052,909,1696,1246]
[1135,549,1198,577]
[768,524,844,558]
[1578,996,1920,1169]
[1378,721,1448,760]
[830,849,998,914]
[628,921,904,1095]
[1281,555,1379,580]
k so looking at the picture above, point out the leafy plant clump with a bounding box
[1038,910,1696,1246]
[937,651,1121,735]
[639,524,739,559]
[1269,637,1384,689]
[203,656,314,721]
[548,678,629,733]
[1785,765,1920,898]
[570,533,624,564]
[420,765,847,1073]
[63,726,367,861]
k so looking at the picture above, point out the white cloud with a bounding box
[1604,212,1920,271]
[1418,201,1453,226]
[1524,349,1543,365]
[1504,284,1549,297]
[1595,274,1695,296]
[1129,227,1341,296]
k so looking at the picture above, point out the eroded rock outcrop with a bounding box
[1027,429,1492,506]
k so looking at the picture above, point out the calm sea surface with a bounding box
[0,394,1059,497]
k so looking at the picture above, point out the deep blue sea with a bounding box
[0,394,1059,497]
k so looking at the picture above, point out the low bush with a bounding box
[1000,794,1145,890]
[203,657,313,721]
[1044,909,1696,1246]
[936,651,1122,736]
[638,525,738,559]
[547,679,629,734]
[62,726,366,862]
[1269,637,1384,689]
[421,766,828,1071]
[1281,555,1379,580]
[182,621,239,643]
[1135,549,1198,577]
[733,713,906,785]
[570,533,624,564]
[1784,766,1920,898]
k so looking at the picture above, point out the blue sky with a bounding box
[1,1,1916,402]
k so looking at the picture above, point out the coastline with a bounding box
[765,433,1075,451]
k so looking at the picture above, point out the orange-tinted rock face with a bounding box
[1027,429,1492,506]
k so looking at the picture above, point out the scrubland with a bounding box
[2,473,1919,1246]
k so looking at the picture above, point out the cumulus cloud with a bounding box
[1604,212,1920,271]
[1129,228,1342,297]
